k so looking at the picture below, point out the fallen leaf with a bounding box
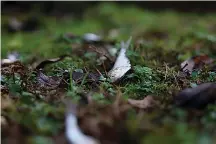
[1,122,25,144]
[37,71,62,89]
[33,56,71,89]
[29,55,70,90]
[174,83,216,109]
[88,45,115,65]
[76,96,132,144]
[128,95,159,109]
[35,55,69,70]
[70,71,101,84]
[108,37,132,82]
[72,71,85,83]
[180,54,213,75]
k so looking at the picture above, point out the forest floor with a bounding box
[1,3,216,144]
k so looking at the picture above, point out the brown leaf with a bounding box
[70,71,101,85]
[128,96,159,109]
[180,54,214,75]
[37,71,62,89]
[33,55,71,90]
[174,83,216,109]
[1,122,26,144]
[52,132,68,144]
[35,55,69,70]
[77,103,130,144]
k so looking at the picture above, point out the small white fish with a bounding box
[65,103,99,144]
[108,37,132,82]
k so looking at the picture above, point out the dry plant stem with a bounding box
[89,45,113,62]
[164,63,168,81]
[102,62,108,77]
[94,67,103,76]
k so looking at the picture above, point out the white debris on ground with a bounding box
[83,33,102,42]
[65,103,99,144]
[1,51,19,64]
[180,58,195,74]
[108,37,132,82]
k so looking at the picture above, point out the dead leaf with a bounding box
[37,71,62,89]
[1,121,26,144]
[34,55,71,90]
[174,83,216,109]
[52,132,68,144]
[180,54,213,75]
[72,92,143,144]
[128,96,159,109]
[35,55,69,70]
[72,71,84,83]
[70,70,101,84]
[76,102,131,144]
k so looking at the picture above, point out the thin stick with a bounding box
[164,63,168,81]
[89,45,113,62]
[102,62,108,77]
[94,67,102,76]
[81,72,89,86]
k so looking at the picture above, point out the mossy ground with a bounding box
[1,3,216,144]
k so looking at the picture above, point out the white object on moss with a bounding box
[108,37,132,82]
[65,103,99,144]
